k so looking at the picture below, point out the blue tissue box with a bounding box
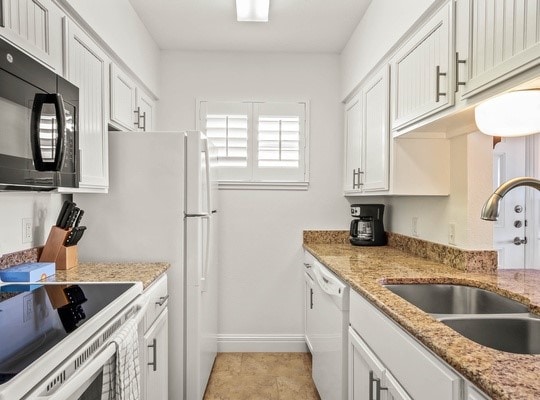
[0,262,55,282]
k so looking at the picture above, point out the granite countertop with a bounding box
[304,233,540,400]
[50,262,170,289]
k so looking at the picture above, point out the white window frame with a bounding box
[197,99,310,190]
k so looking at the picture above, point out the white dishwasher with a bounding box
[304,252,349,400]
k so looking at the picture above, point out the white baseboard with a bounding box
[217,334,309,352]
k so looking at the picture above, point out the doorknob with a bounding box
[514,237,527,245]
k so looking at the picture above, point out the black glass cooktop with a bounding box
[0,282,134,383]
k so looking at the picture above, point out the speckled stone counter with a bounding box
[51,262,169,289]
[304,233,540,400]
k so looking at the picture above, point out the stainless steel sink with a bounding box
[441,317,540,354]
[384,284,528,314]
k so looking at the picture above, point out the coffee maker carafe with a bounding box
[349,204,387,246]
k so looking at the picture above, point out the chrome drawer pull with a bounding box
[155,295,169,306]
[147,338,157,371]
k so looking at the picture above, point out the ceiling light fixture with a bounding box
[475,90,540,137]
[236,0,269,22]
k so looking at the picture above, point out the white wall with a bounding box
[379,133,493,250]
[0,193,66,256]
[158,51,350,349]
[340,0,438,100]
[65,0,161,96]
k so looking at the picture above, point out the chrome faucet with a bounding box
[481,177,540,221]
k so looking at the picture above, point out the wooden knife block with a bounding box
[40,226,78,270]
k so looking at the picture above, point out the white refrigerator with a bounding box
[74,131,218,400]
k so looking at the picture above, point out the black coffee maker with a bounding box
[349,204,387,246]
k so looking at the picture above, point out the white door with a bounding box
[136,89,155,132]
[348,327,385,400]
[185,131,217,400]
[344,94,362,194]
[66,20,109,190]
[144,309,168,400]
[493,137,526,268]
[362,65,390,192]
[109,63,137,131]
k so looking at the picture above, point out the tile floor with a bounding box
[203,352,321,400]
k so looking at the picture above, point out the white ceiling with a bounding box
[128,0,372,53]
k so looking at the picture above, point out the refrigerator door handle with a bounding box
[185,213,211,218]
[203,137,212,215]
[201,215,211,293]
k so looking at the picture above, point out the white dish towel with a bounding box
[101,318,141,400]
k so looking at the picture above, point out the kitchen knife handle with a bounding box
[0,0,5,28]
[74,210,84,227]
[56,200,71,227]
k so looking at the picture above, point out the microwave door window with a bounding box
[0,96,32,161]
[39,103,58,162]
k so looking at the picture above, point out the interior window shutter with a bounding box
[202,101,251,181]
[253,102,307,182]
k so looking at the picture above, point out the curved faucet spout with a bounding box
[481,177,540,221]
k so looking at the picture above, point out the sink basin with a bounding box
[441,317,540,354]
[384,284,528,315]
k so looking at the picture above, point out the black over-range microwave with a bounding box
[0,36,79,191]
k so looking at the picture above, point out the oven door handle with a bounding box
[33,342,116,400]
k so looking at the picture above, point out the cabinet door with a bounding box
[466,384,490,400]
[361,65,390,192]
[0,0,63,72]
[384,371,413,400]
[460,0,540,98]
[391,2,454,131]
[136,88,155,132]
[143,309,169,400]
[66,20,109,190]
[349,327,385,400]
[304,271,315,352]
[110,63,137,131]
[344,94,362,194]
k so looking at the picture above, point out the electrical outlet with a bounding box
[412,216,419,237]
[448,223,456,245]
[23,294,33,323]
[22,218,33,244]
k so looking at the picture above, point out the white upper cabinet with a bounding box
[361,65,390,192]
[0,0,63,72]
[109,63,137,131]
[110,63,156,132]
[66,20,109,191]
[391,2,454,132]
[344,66,390,195]
[135,88,155,132]
[344,94,362,194]
[458,0,540,99]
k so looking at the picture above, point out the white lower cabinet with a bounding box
[349,290,461,400]
[139,275,169,400]
[349,327,412,400]
[143,309,168,400]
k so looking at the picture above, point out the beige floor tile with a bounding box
[277,375,321,400]
[203,352,319,400]
[205,374,279,400]
[241,352,311,377]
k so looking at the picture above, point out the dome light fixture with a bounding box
[236,0,270,22]
[474,89,540,137]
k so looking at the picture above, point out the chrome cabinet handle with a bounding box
[369,371,375,400]
[140,112,147,131]
[134,107,141,128]
[353,168,364,189]
[435,65,447,102]
[369,371,388,400]
[309,288,313,309]
[147,338,157,371]
[455,52,466,92]
[155,294,169,306]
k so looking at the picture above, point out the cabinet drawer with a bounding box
[350,290,461,400]
[142,274,168,332]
